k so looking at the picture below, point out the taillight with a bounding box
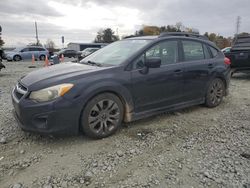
[224,57,231,65]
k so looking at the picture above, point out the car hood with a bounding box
[21,62,105,88]
[5,51,17,55]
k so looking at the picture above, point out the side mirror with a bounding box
[145,58,161,68]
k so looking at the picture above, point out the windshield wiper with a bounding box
[82,61,102,67]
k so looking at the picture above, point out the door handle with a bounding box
[208,63,214,68]
[174,69,183,73]
[174,69,183,76]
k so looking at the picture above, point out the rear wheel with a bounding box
[81,93,124,139]
[13,55,21,61]
[39,55,46,61]
[205,78,225,108]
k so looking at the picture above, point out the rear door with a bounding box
[19,48,30,60]
[180,40,212,101]
[29,47,39,59]
[131,40,185,112]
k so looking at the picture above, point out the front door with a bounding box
[131,40,185,113]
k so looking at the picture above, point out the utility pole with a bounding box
[0,25,2,44]
[35,21,39,46]
[235,16,241,36]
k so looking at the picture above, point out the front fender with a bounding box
[66,79,134,122]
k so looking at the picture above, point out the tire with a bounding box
[39,55,46,61]
[81,93,124,139]
[205,78,225,108]
[13,55,21,61]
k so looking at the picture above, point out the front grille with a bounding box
[14,82,28,101]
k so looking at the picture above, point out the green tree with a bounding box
[45,39,56,52]
[204,32,231,49]
[0,37,4,47]
[94,28,119,43]
[208,33,217,42]
[175,22,183,31]
[238,32,249,37]
[0,25,4,47]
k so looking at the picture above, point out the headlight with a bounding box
[29,83,74,102]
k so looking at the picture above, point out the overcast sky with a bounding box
[0,0,249,47]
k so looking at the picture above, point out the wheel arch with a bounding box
[205,72,228,96]
[13,54,22,61]
[77,85,134,132]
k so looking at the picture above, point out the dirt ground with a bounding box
[0,60,249,188]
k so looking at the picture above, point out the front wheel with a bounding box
[81,93,124,139]
[205,78,225,108]
[13,55,22,61]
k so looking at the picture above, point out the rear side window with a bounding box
[209,46,219,58]
[203,44,211,59]
[182,41,205,61]
[38,48,46,51]
[29,48,39,51]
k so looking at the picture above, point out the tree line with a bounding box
[94,23,249,49]
[0,24,249,50]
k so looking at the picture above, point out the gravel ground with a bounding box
[0,60,250,188]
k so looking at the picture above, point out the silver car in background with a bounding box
[81,47,100,58]
[6,46,49,61]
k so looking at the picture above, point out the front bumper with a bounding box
[6,56,13,61]
[11,87,80,135]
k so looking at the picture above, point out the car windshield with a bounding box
[80,39,151,66]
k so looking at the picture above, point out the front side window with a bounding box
[20,48,29,52]
[182,40,205,61]
[134,40,178,69]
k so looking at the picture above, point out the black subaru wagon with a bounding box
[12,32,231,138]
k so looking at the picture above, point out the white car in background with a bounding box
[221,47,231,53]
[5,46,49,61]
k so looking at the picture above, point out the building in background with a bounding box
[68,43,107,51]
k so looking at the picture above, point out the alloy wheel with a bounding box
[88,99,120,135]
[209,80,224,106]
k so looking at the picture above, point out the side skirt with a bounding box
[128,98,205,122]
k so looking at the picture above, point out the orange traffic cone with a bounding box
[32,54,35,64]
[60,54,64,62]
[28,54,36,68]
[44,55,50,67]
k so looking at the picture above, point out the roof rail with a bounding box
[159,32,208,40]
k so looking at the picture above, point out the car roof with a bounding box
[26,46,45,48]
[125,36,158,40]
[125,33,217,48]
